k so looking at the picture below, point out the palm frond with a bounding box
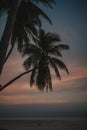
[23,43,42,57]
[23,56,33,70]
[48,48,62,57]
[17,37,23,52]
[19,1,52,25]
[25,24,38,37]
[46,32,61,43]
[51,44,69,51]
[23,53,38,70]
[52,57,69,75]
[32,0,55,8]
[48,57,61,79]
[30,66,37,86]
[38,29,62,51]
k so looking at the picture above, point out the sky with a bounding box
[0,0,87,117]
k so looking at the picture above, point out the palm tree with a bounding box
[4,0,53,64]
[0,0,19,74]
[23,29,69,91]
[0,29,69,92]
[0,0,55,74]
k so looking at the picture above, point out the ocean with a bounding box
[0,117,87,130]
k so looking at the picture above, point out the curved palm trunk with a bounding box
[0,0,20,75]
[0,68,33,92]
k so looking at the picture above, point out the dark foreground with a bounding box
[0,117,87,130]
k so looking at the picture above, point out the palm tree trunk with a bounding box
[0,68,33,92]
[0,0,20,75]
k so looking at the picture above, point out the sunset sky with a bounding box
[0,0,87,117]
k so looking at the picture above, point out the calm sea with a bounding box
[0,117,87,130]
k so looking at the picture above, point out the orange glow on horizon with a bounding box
[0,62,87,105]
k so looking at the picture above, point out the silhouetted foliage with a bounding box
[0,0,55,74]
[23,29,69,91]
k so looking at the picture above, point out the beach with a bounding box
[0,117,87,130]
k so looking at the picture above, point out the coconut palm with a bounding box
[0,29,69,92]
[0,0,55,74]
[4,0,53,63]
[23,29,69,91]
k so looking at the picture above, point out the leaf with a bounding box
[52,57,69,75]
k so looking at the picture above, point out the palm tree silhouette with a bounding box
[4,0,53,64]
[23,29,69,91]
[0,29,69,92]
[0,0,55,74]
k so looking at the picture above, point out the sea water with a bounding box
[0,117,87,130]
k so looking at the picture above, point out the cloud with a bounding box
[51,64,87,93]
[0,60,87,105]
[0,41,87,106]
[53,76,87,94]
